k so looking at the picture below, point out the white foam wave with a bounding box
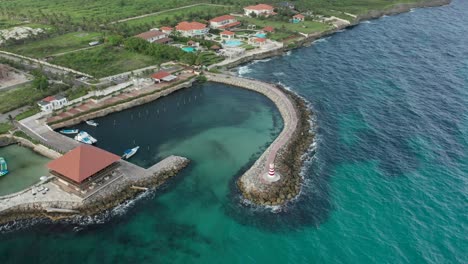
[361,20,372,24]
[273,72,286,77]
[285,50,292,56]
[0,188,156,233]
[238,65,252,76]
[410,8,416,13]
[313,37,330,44]
[276,81,293,91]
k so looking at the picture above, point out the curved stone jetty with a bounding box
[206,73,313,205]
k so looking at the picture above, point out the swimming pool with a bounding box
[255,33,267,38]
[224,40,243,47]
[181,46,196,52]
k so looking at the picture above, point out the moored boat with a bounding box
[122,146,139,159]
[86,120,98,127]
[60,129,79,134]
[74,131,97,144]
[0,157,9,177]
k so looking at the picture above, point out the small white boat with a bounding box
[74,131,97,144]
[122,146,139,159]
[60,129,79,134]
[86,120,98,127]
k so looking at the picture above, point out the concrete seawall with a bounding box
[206,73,312,205]
[49,78,196,129]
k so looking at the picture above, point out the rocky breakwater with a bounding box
[80,156,190,216]
[0,156,190,226]
[206,73,314,206]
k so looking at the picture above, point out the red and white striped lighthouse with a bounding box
[268,163,275,177]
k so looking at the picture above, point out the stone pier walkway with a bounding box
[206,73,298,187]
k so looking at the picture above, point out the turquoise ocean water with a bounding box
[1,0,467,263]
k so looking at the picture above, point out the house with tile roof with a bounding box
[209,15,241,29]
[38,95,68,112]
[292,14,305,23]
[151,71,177,83]
[220,30,235,39]
[244,4,276,17]
[175,21,209,37]
[135,30,172,44]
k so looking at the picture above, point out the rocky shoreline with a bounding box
[215,0,451,69]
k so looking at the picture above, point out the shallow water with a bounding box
[0,145,50,196]
[1,0,468,263]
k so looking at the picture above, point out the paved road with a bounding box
[18,113,79,153]
[110,3,229,24]
[50,45,101,57]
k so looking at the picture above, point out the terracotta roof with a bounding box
[151,71,171,80]
[160,26,173,31]
[254,37,266,42]
[218,21,241,29]
[176,21,207,31]
[263,26,275,32]
[153,37,173,44]
[210,15,235,23]
[244,4,274,11]
[220,30,235,35]
[210,45,221,50]
[135,30,166,40]
[43,96,56,102]
[293,14,305,18]
[47,145,120,183]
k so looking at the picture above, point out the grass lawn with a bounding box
[269,32,296,41]
[0,83,59,114]
[4,32,102,58]
[50,45,156,78]
[0,122,13,134]
[0,17,24,29]
[197,52,223,66]
[295,0,425,15]
[0,0,228,22]
[239,17,332,35]
[122,4,234,27]
[14,107,40,121]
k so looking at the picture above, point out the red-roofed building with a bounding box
[135,30,172,44]
[220,30,235,39]
[244,4,275,17]
[292,14,305,22]
[249,37,267,46]
[160,26,173,34]
[209,15,241,29]
[175,21,209,37]
[47,145,121,195]
[262,26,275,33]
[151,71,177,83]
[38,95,68,112]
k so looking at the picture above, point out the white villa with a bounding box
[38,95,68,112]
[244,4,275,17]
[175,21,209,37]
[220,30,235,40]
[209,15,241,29]
[135,30,172,44]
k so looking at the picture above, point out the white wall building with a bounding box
[244,4,275,17]
[38,95,68,112]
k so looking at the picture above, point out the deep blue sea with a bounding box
[0,0,467,263]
